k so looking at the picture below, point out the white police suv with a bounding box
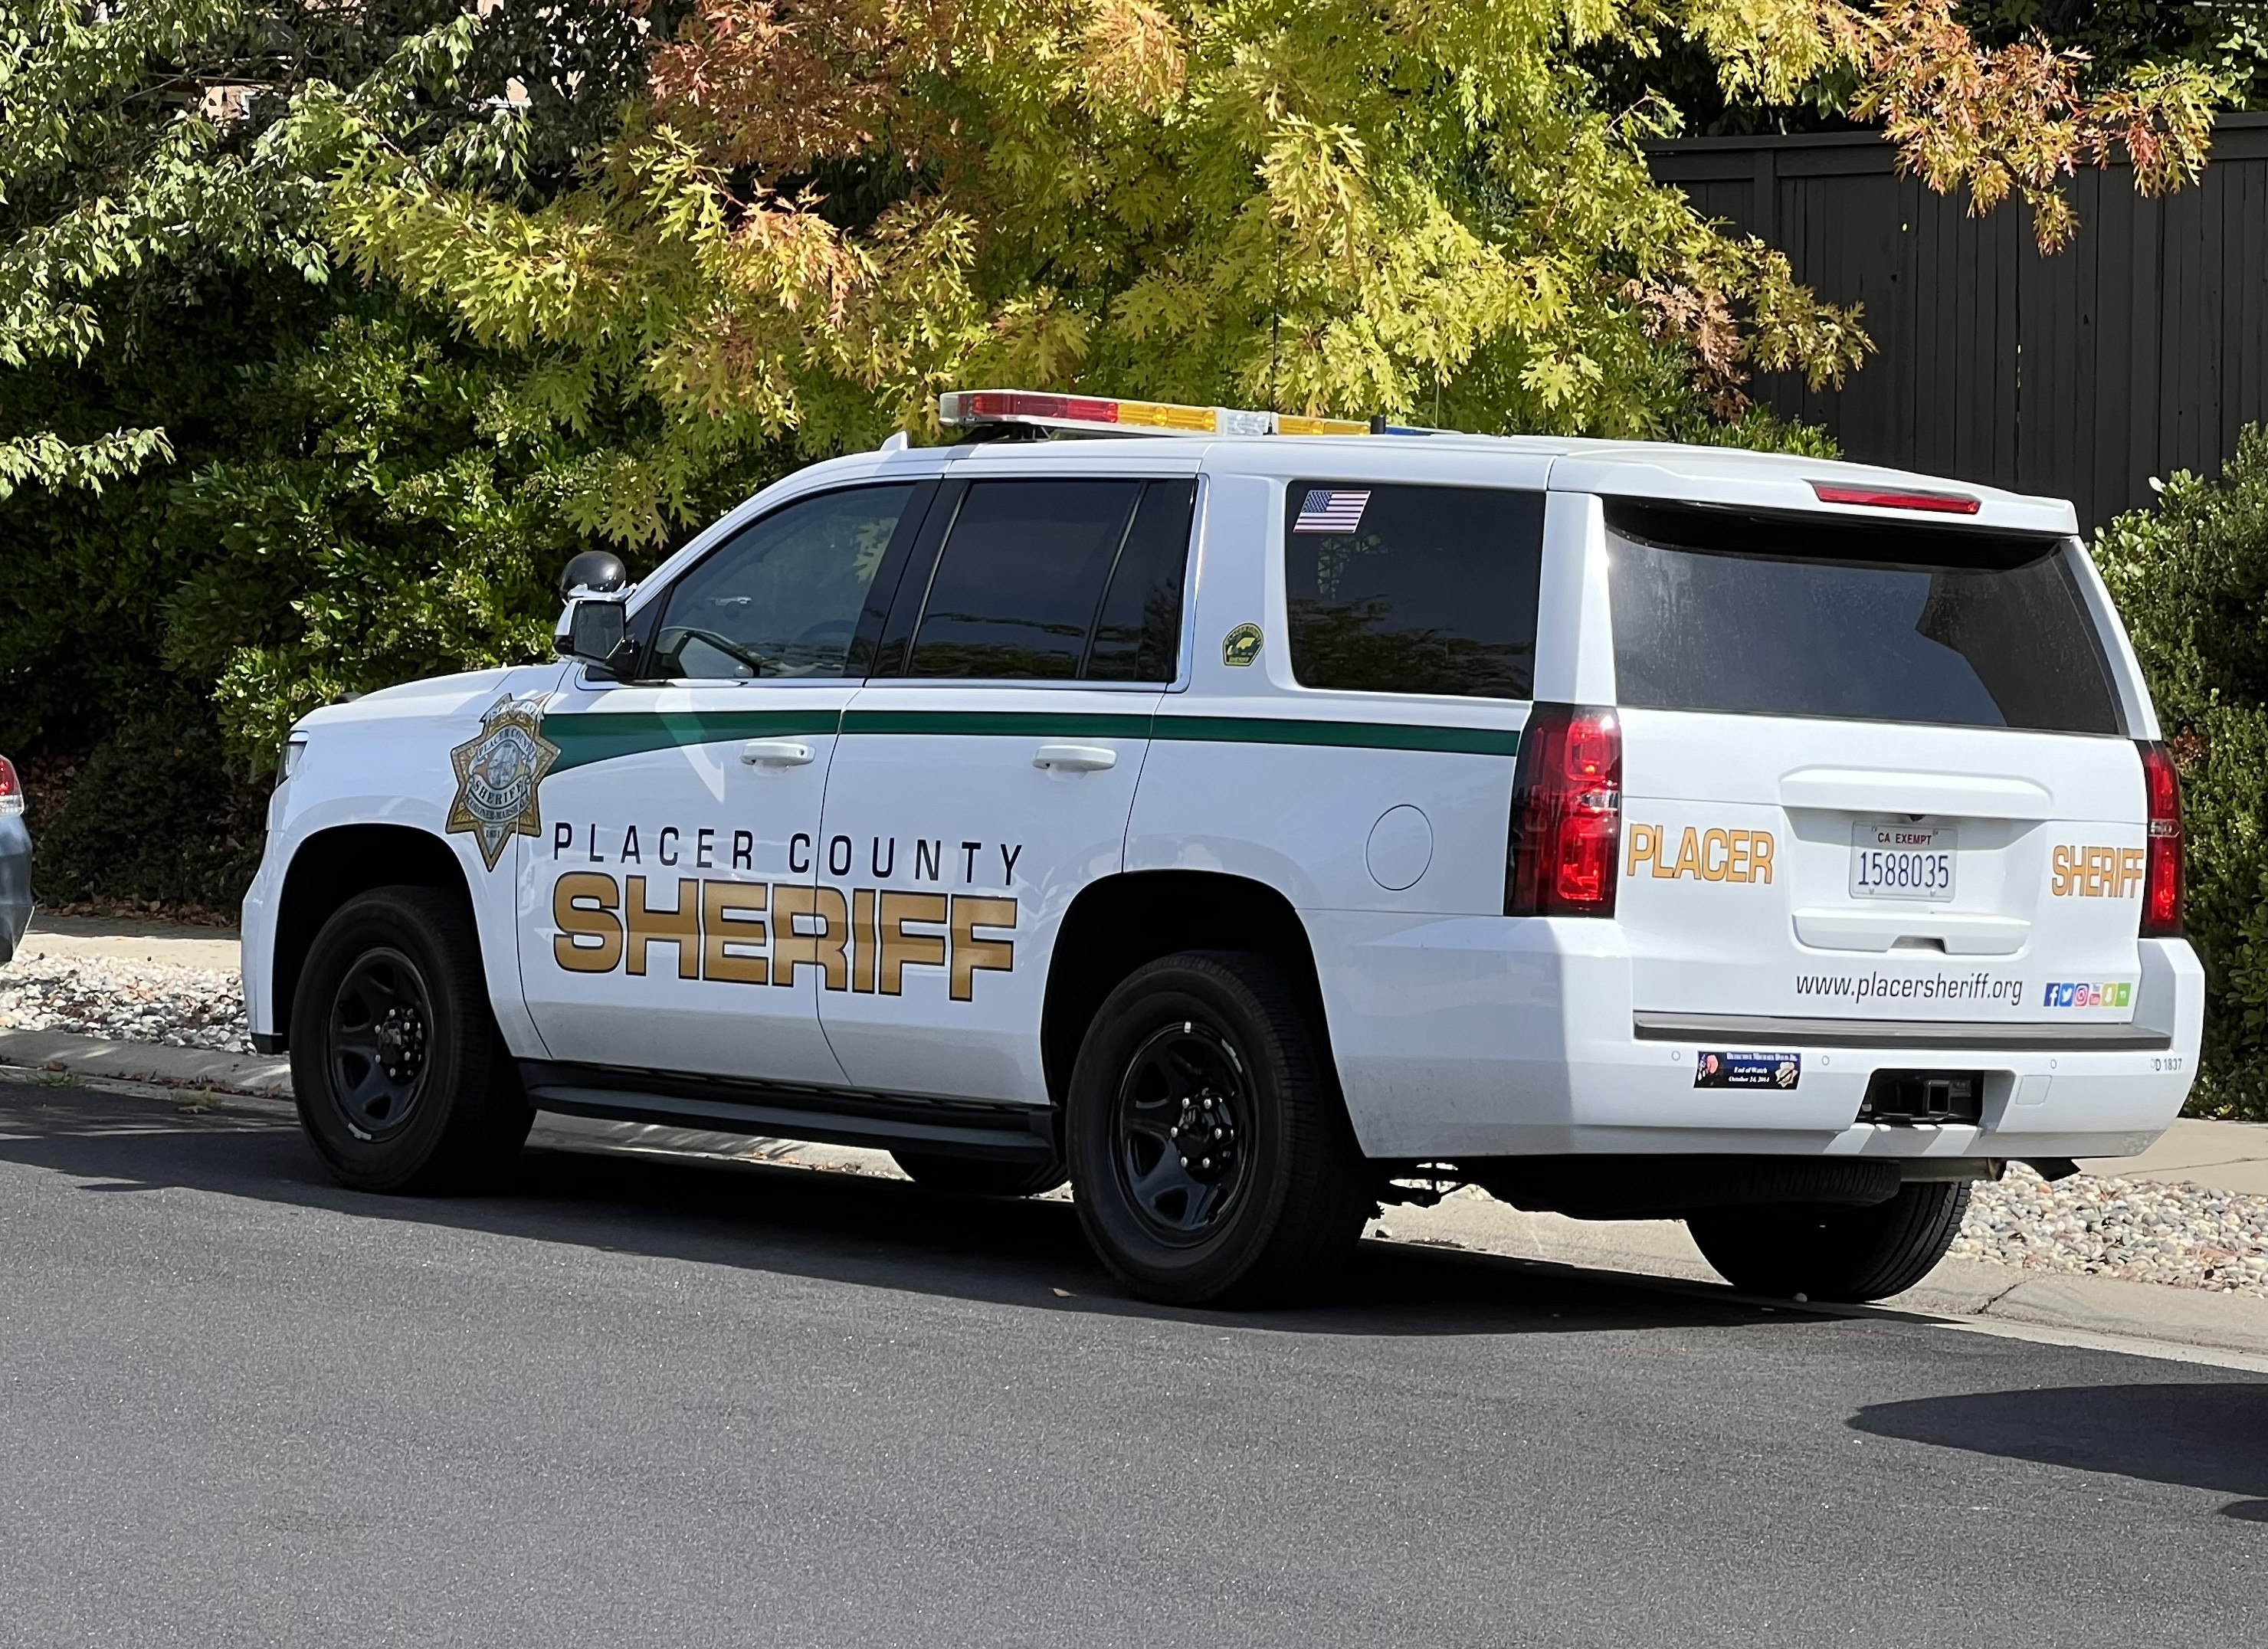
[242,390,2202,1306]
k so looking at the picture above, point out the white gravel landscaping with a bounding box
[4,952,2263,1295]
[0,955,251,1053]
[1953,1162,2268,1297]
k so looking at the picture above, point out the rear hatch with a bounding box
[1604,498,2148,1029]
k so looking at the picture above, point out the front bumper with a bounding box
[1311,913,2203,1163]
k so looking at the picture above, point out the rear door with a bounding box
[1601,498,2150,1030]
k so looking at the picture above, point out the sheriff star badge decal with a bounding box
[446,696,560,871]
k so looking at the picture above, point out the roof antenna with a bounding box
[1269,229,1283,412]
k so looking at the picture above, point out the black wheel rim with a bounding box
[325,947,434,1142]
[1110,1018,1254,1246]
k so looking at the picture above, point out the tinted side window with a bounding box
[908,480,1145,680]
[1283,482,1543,699]
[654,485,915,680]
[1086,479,1197,683]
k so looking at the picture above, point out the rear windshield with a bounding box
[1604,501,2123,735]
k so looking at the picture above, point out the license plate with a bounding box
[1850,821,1956,900]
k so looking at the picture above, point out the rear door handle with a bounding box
[741,739,814,767]
[1033,743,1117,772]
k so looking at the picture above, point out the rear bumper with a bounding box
[1309,912,2203,1163]
[0,816,31,963]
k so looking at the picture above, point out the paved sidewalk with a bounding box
[2098,1117,2268,1195]
[16,913,241,972]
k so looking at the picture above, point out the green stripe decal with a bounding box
[547,709,843,774]
[542,705,1519,769]
[841,710,1156,740]
[1152,716,1519,756]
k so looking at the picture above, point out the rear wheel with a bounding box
[1067,951,1370,1307]
[290,885,533,1193]
[1687,1181,1971,1302]
[890,1151,1067,1198]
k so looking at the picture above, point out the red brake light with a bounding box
[2138,739,2183,938]
[1809,481,1981,515]
[0,756,19,817]
[1506,704,1622,917]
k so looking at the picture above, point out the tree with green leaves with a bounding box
[0,0,2225,915]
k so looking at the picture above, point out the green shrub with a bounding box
[30,700,268,919]
[2095,428,2268,1119]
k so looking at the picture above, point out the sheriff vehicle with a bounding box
[241,389,2202,1306]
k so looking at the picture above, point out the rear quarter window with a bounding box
[1283,481,1544,699]
[1604,500,2123,736]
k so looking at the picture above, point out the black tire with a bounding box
[890,1151,1068,1198]
[1066,951,1370,1307]
[289,885,533,1194]
[1687,1181,1971,1302]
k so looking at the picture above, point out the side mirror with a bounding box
[559,549,628,598]
[558,597,632,677]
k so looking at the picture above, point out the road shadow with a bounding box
[0,1076,1834,1341]
[1851,1383,2268,1520]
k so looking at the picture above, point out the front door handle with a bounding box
[741,739,815,767]
[1033,743,1117,772]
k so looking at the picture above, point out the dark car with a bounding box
[0,756,28,965]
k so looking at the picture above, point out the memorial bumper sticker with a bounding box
[1695,1051,1801,1090]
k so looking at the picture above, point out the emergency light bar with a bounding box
[938,389,1375,439]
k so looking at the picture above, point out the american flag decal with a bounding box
[1293,488,1370,533]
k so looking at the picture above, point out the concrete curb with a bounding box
[5,1028,2266,1361]
[0,1029,291,1097]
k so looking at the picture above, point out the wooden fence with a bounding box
[1647,116,2268,533]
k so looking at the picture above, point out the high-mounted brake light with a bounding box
[939,389,1372,439]
[2138,739,2184,938]
[1809,480,1982,515]
[0,756,21,818]
[1506,704,1622,918]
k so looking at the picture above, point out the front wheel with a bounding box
[1687,1181,1971,1302]
[1067,951,1370,1307]
[290,885,533,1193]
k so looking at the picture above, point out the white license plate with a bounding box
[1850,821,1957,900]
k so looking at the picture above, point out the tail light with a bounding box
[1506,704,1621,917]
[0,756,20,818]
[2138,739,2183,938]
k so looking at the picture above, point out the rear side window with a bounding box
[1604,500,2122,735]
[1283,481,1544,699]
[907,477,1194,680]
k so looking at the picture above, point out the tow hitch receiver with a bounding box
[1860,1070,1984,1126]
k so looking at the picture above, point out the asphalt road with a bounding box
[2,1074,2263,1648]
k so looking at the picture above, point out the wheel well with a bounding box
[1041,870,1329,1107]
[270,824,471,1051]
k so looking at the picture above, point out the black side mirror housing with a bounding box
[559,550,628,598]
[558,597,632,677]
